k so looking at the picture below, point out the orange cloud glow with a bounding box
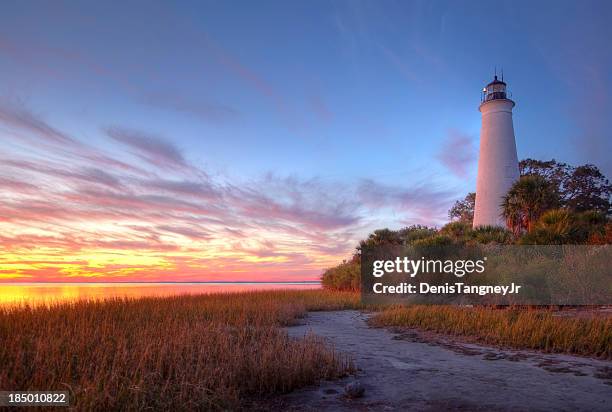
[0,99,454,282]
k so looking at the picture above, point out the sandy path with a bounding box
[282,311,611,411]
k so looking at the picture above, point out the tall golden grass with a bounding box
[0,290,359,410]
[369,305,612,358]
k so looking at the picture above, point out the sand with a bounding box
[283,311,611,411]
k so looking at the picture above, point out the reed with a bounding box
[369,305,612,358]
[0,290,359,410]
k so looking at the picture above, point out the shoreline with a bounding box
[283,310,612,411]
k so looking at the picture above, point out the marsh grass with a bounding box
[369,305,611,358]
[0,290,359,410]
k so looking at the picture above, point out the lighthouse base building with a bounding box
[473,76,519,228]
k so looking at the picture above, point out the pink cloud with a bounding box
[0,101,462,282]
[436,129,477,178]
[0,98,75,144]
[357,178,457,226]
[0,177,37,192]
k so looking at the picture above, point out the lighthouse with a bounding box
[473,75,519,228]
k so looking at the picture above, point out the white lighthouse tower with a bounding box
[473,75,519,228]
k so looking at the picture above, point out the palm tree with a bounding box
[501,175,559,234]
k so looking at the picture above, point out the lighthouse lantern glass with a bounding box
[483,79,507,102]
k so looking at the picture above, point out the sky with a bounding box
[0,0,611,282]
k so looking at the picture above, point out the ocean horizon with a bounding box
[0,281,322,306]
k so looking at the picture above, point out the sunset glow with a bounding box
[1,1,609,282]
[0,133,373,281]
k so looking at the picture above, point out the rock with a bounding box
[344,381,365,398]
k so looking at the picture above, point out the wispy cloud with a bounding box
[357,178,456,226]
[228,174,362,231]
[0,177,37,192]
[143,178,219,200]
[376,42,420,83]
[0,98,75,144]
[2,159,122,189]
[157,225,211,241]
[0,101,460,282]
[141,92,240,123]
[436,129,477,178]
[106,127,188,170]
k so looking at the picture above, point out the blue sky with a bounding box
[2,0,609,177]
[0,1,611,280]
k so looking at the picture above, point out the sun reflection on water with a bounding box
[0,283,320,307]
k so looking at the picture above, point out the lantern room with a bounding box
[481,75,509,102]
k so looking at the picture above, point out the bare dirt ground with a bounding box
[281,311,612,411]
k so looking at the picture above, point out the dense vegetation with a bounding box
[323,159,611,290]
[449,159,611,222]
[0,290,360,411]
[321,260,360,291]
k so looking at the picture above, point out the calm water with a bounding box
[0,282,321,306]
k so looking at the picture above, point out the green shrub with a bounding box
[440,221,472,237]
[357,225,437,252]
[469,226,513,244]
[519,209,608,244]
[398,225,438,244]
[519,209,574,244]
[412,235,453,247]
